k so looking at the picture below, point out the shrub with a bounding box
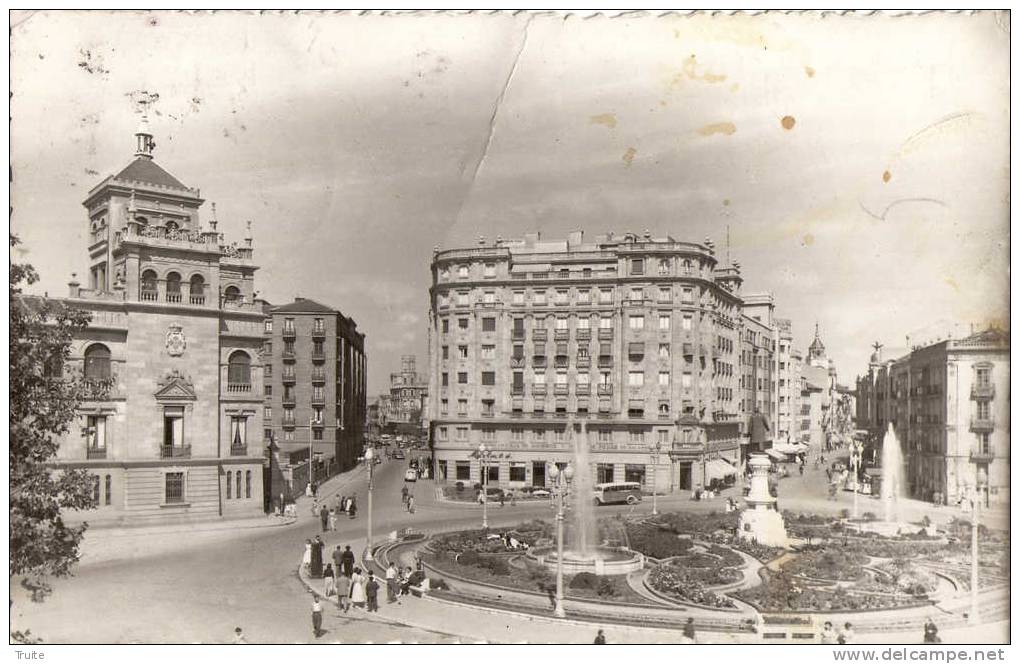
[862,512,877,522]
[429,577,450,591]
[481,557,511,576]
[569,572,599,590]
[839,508,850,519]
[455,481,464,491]
[457,550,481,566]
[596,577,615,598]
[625,523,693,559]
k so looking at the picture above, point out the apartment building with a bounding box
[741,293,777,452]
[855,328,1009,505]
[381,355,429,436]
[427,230,783,494]
[774,318,802,442]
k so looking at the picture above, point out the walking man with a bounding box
[319,504,329,532]
[340,545,355,577]
[401,485,409,507]
[335,572,352,614]
[365,572,380,612]
[332,544,343,572]
[407,494,415,514]
[311,595,323,638]
[386,562,400,604]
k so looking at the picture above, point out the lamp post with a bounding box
[649,440,661,515]
[478,443,490,529]
[547,461,574,618]
[364,446,375,562]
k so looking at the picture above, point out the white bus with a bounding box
[593,482,643,506]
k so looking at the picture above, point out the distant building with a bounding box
[741,293,777,453]
[855,328,1009,505]
[382,355,428,436]
[774,318,802,441]
[798,325,840,449]
[43,118,266,524]
[262,297,366,499]
[426,231,785,494]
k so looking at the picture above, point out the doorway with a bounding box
[677,462,693,491]
[532,461,546,487]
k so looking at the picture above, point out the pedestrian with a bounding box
[386,562,400,604]
[407,494,415,514]
[838,622,855,644]
[350,568,367,609]
[819,621,837,644]
[306,482,313,498]
[302,539,312,571]
[348,494,358,519]
[311,595,323,638]
[401,485,409,507]
[319,504,329,532]
[799,463,804,476]
[682,617,696,643]
[338,494,347,513]
[233,626,248,644]
[310,536,325,578]
[323,563,336,598]
[477,488,485,505]
[923,617,940,643]
[510,491,516,507]
[329,507,338,532]
[340,545,355,577]
[332,544,344,572]
[399,566,413,595]
[365,572,380,612]
[335,572,352,614]
[500,492,506,507]
[593,629,606,644]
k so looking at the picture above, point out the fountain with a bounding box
[852,423,928,536]
[738,453,789,547]
[526,419,644,576]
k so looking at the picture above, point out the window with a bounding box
[457,372,468,384]
[92,475,100,504]
[630,287,643,301]
[682,373,692,389]
[659,371,670,386]
[481,428,495,441]
[534,372,546,386]
[458,265,469,278]
[442,319,450,333]
[456,292,469,306]
[86,415,107,450]
[313,429,323,441]
[227,351,251,386]
[624,464,646,485]
[84,343,112,381]
[283,318,295,334]
[440,267,450,280]
[458,318,469,330]
[577,373,590,386]
[555,317,568,330]
[629,316,644,330]
[578,289,591,304]
[599,316,612,329]
[456,461,471,480]
[629,371,644,387]
[577,317,590,331]
[313,318,325,334]
[482,317,496,332]
[512,428,524,441]
[140,269,158,300]
[455,427,468,441]
[599,289,613,304]
[482,399,494,416]
[631,259,644,275]
[629,430,645,444]
[235,470,242,498]
[441,372,449,387]
[484,263,496,277]
[264,406,272,419]
[163,406,184,449]
[681,288,694,304]
[512,291,524,305]
[534,429,545,442]
[442,345,449,360]
[284,340,295,355]
[682,315,692,331]
[659,343,670,360]
[437,426,447,440]
[458,345,468,359]
[105,474,111,506]
[230,416,246,448]
[659,315,670,330]
[976,401,990,419]
[597,463,614,483]
[658,402,670,415]
[482,371,496,386]
[682,259,692,275]
[440,399,449,414]
[533,290,547,305]
[510,463,526,482]
[976,367,991,387]
[246,471,252,499]
[598,429,611,443]
[512,372,524,390]
[481,345,495,359]
[555,289,568,304]
[312,340,324,356]
[264,364,272,378]
[658,287,671,303]
[165,472,185,504]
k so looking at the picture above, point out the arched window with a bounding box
[226,471,232,499]
[165,272,182,303]
[140,269,158,301]
[189,275,205,305]
[682,259,692,275]
[235,472,242,499]
[245,471,252,499]
[165,221,179,233]
[223,286,241,304]
[92,475,101,504]
[84,344,111,381]
[228,351,251,386]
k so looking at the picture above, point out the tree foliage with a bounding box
[10,235,96,599]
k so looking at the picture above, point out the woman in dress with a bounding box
[302,539,312,571]
[323,563,336,598]
[350,567,367,609]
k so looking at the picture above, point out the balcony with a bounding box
[281,372,296,385]
[576,384,591,396]
[598,328,614,340]
[311,350,326,362]
[511,386,525,396]
[86,446,107,460]
[282,327,296,339]
[970,417,994,432]
[597,356,613,368]
[971,383,995,399]
[230,445,248,457]
[311,394,326,405]
[282,419,296,430]
[140,289,158,302]
[576,356,591,368]
[510,357,525,368]
[970,445,994,463]
[311,326,326,339]
[554,329,569,341]
[226,383,252,394]
[554,384,569,395]
[532,329,548,341]
[533,356,547,368]
[311,372,326,384]
[481,411,495,418]
[533,384,548,396]
[512,330,526,341]
[311,418,325,428]
[576,329,591,341]
[282,350,296,362]
[282,396,296,407]
[597,384,613,396]
[165,291,183,304]
[554,356,569,368]
[161,445,192,459]
[78,378,121,401]
[657,412,672,420]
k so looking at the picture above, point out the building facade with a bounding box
[798,325,839,449]
[50,119,267,524]
[740,293,777,452]
[381,355,429,436]
[427,231,783,494]
[262,297,366,495]
[774,318,802,442]
[855,328,1009,505]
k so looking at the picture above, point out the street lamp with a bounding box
[547,461,574,618]
[478,443,490,529]
[364,446,375,562]
[649,440,661,515]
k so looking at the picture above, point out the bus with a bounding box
[593,482,643,506]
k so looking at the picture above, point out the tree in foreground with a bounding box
[10,235,96,641]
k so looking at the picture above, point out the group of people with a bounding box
[313,494,359,532]
[400,486,416,513]
[819,621,855,644]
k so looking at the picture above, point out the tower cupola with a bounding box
[134,114,155,158]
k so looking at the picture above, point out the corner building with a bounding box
[427,231,773,494]
[48,119,266,524]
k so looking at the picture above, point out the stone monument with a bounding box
[738,453,789,548]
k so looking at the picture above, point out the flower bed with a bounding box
[784,549,869,582]
[873,558,938,596]
[647,564,736,608]
[624,522,694,559]
[734,570,930,612]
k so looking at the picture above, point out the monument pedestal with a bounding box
[739,453,789,548]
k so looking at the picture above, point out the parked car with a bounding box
[404,468,418,482]
[393,450,406,460]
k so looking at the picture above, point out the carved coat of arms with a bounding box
[166,325,187,356]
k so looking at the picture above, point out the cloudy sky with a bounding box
[10,11,1009,394]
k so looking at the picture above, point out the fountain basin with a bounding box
[526,545,644,576]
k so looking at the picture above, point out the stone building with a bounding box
[855,328,1009,505]
[774,318,802,442]
[798,324,839,449]
[740,293,777,453]
[426,231,783,494]
[262,297,366,498]
[381,355,429,437]
[49,118,266,524]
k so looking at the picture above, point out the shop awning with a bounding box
[764,448,787,462]
[773,443,805,455]
[705,458,736,480]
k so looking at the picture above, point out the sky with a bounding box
[10,10,1010,395]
